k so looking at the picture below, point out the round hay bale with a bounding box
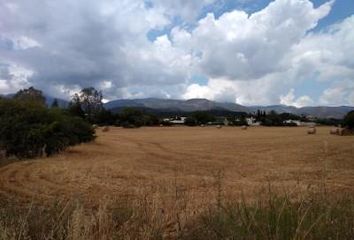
[102,126,110,132]
[307,127,316,134]
[241,125,247,130]
[216,125,222,129]
[337,127,345,136]
[200,124,205,127]
[330,128,338,135]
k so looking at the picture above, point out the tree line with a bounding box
[1,86,353,160]
[0,87,95,159]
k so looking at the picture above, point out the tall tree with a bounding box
[70,87,103,123]
[51,98,59,108]
[14,86,46,106]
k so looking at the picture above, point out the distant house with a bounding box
[306,115,316,121]
[223,118,230,126]
[284,119,301,126]
[170,117,187,124]
[284,119,316,127]
[246,117,261,126]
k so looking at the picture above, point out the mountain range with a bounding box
[2,93,353,119]
[104,98,354,119]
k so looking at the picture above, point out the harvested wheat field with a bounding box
[0,126,353,207]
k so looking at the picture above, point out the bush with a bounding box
[119,108,145,128]
[191,111,215,125]
[343,111,354,129]
[160,120,173,126]
[0,99,95,159]
[184,117,197,126]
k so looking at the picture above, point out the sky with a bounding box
[0,0,354,107]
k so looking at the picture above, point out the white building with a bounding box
[284,120,316,127]
[246,117,261,126]
[284,120,301,126]
[170,117,187,124]
[224,118,230,126]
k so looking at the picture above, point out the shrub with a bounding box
[184,117,197,126]
[119,108,145,128]
[0,99,95,159]
[160,120,173,126]
[343,111,354,129]
[191,111,215,125]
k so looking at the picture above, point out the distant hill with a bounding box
[2,93,353,119]
[104,98,249,113]
[1,93,68,108]
[248,105,354,119]
[105,99,354,119]
[44,95,69,108]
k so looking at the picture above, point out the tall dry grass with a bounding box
[0,182,353,240]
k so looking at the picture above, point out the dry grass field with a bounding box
[0,126,353,206]
[1,126,354,239]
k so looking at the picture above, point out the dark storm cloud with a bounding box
[0,0,192,98]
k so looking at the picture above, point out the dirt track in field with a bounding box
[0,126,353,206]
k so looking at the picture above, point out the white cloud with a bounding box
[183,83,216,100]
[180,0,354,106]
[187,0,333,80]
[0,63,33,94]
[152,0,216,22]
[280,89,314,107]
[0,0,353,107]
[319,80,354,106]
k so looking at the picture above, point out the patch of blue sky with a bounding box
[311,0,354,31]
[147,28,169,42]
[294,78,331,101]
[147,16,187,42]
[197,0,354,30]
[198,0,271,20]
[146,0,354,43]
[144,0,153,9]
[190,74,209,85]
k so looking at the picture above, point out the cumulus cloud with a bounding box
[181,0,354,106]
[184,0,333,80]
[280,89,314,107]
[0,0,353,106]
[319,80,354,106]
[0,0,190,99]
[0,63,32,93]
[151,0,216,22]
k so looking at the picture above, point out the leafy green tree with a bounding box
[0,98,95,159]
[119,108,144,128]
[343,111,354,129]
[233,116,248,126]
[192,111,215,125]
[95,109,117,126]
[70,87,103,123]
[260,110,283,126]
[184,117,197,126]
[143,114,160,126]
[14,86,46,106]
[67,101,85,119]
